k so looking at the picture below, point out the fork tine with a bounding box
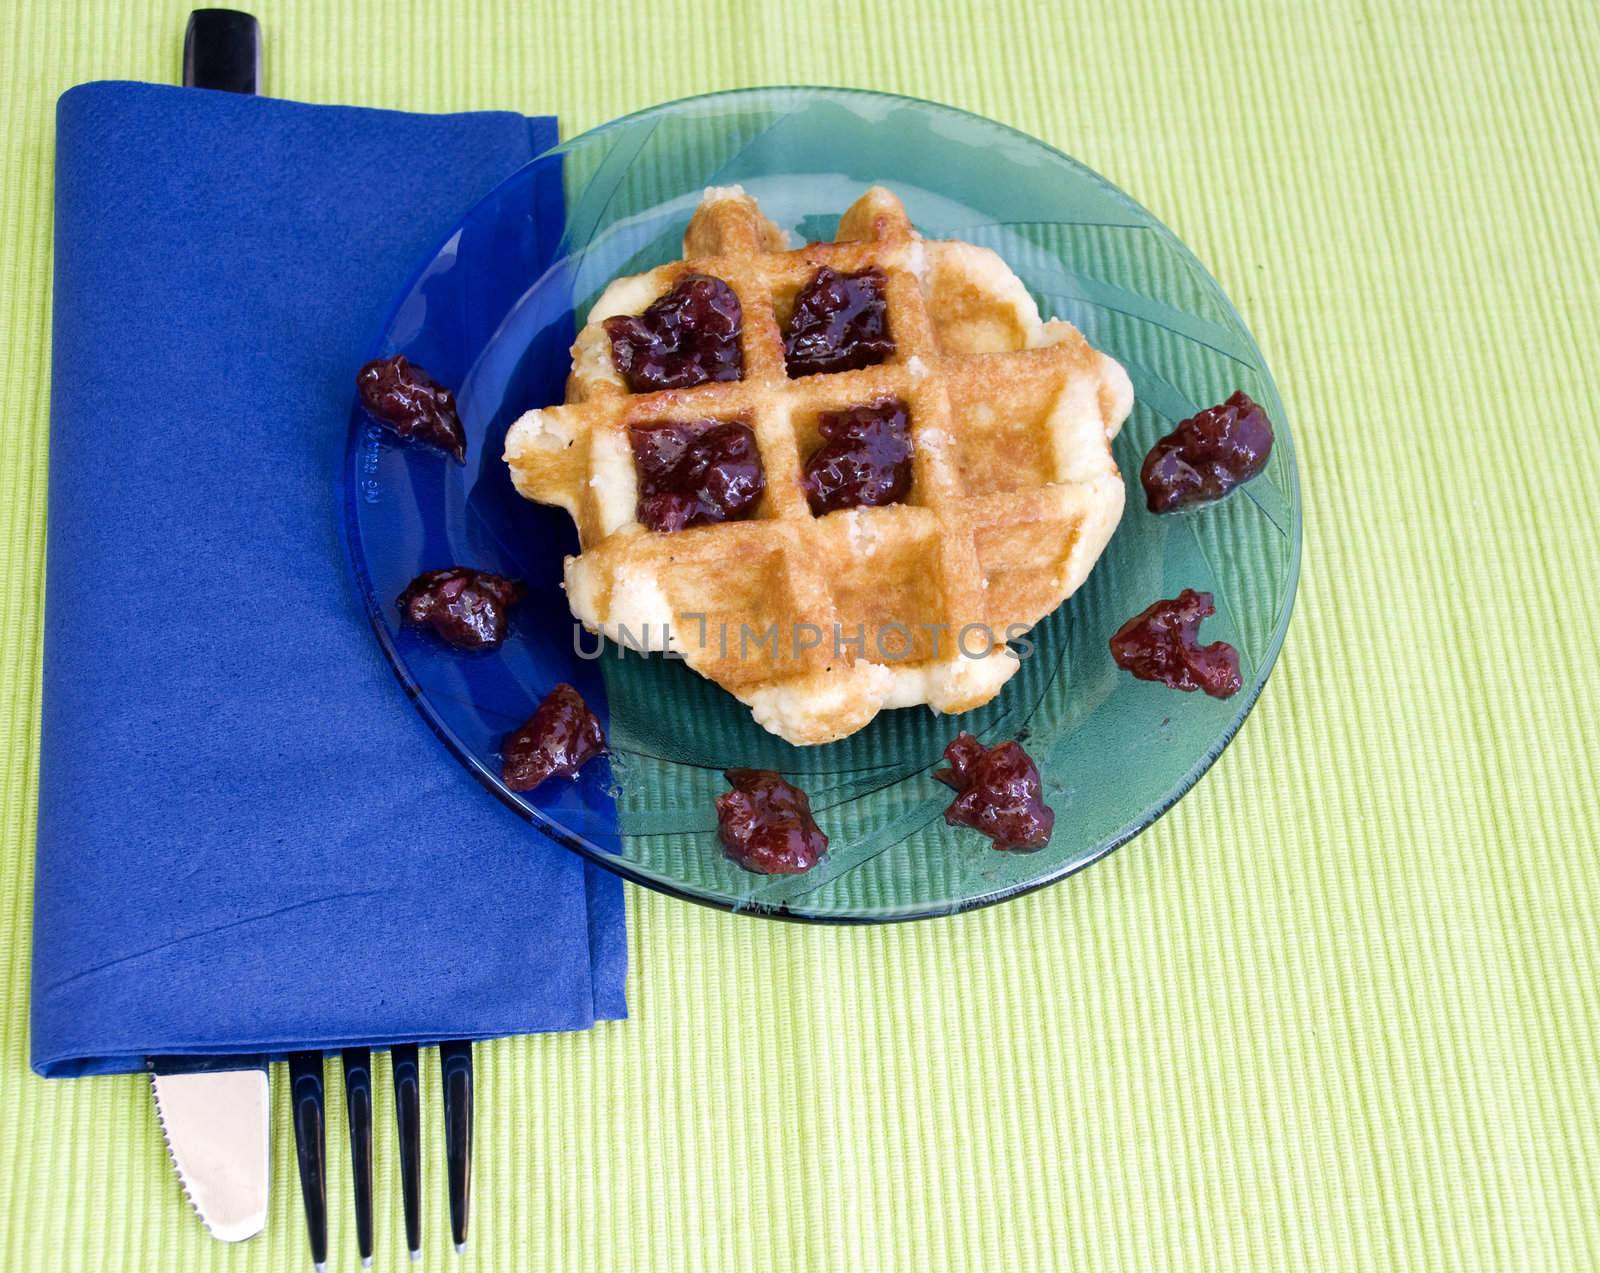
[342,1048,375,1265]
[287,1051,328,1271]
[439,1041,474,1252]
[391,1043,423,1260]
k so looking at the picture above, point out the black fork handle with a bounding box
[439,1040,474,1251]
[392,1043,424,1259]
[342,1048,375,1265]
[287,1051,328,1270]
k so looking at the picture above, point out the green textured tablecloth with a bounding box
[3,1,1596,1269]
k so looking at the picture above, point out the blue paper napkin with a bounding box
[31,81,625,1078]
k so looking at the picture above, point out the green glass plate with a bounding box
[343,87,1300,921]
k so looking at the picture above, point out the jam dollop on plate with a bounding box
[783,266,894,377]
[934,732,1055,851]
[1109,589,1243,698]
[502,684,607,792]
[629,418,766,532]
[716,769,829,875]
[356,354,467,462]
[603,274,743,392]
[1141,390,1274,513]
[802,398,914,516]
[397,567,523,651]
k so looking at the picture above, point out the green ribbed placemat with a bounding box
[3,2,1597,1269]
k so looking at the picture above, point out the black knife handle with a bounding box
[342,1048,375,1265]
[392,1043,423,1259]
[439,1041,474,1252]
[287,1051,327,1268]
[182,9,261,94]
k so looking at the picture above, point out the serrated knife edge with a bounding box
[150,1059,271,1241]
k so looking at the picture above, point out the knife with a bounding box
[148,8,270,1247]
[148,1055,271,1242]
[182,8,261,95]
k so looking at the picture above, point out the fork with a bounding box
[288,1044,475,1266]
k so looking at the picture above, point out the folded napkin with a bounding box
[31,81,625,1078]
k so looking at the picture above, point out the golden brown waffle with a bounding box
[505,186,1133,745]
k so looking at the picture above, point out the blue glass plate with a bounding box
[341,87,1300,921]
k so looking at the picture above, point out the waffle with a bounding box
[504,186,1133,746]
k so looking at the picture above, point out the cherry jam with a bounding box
[501,684,607,792]
[1109,589,1242,698]
[629,418,766,532]
[716,769,828,875]
[802,399,913,516]
[604,274,743,392]
[396,567,523,651]
[356,354,467,462]
[934,732,1055,851]
[1141,390,1274,513]
[784,266,894,377]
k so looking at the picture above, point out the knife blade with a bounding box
[148,9,271,1247]
[148,1055,271,1241]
